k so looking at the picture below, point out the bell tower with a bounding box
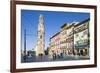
[36,14,45,56]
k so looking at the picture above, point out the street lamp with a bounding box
[23,29,26,62]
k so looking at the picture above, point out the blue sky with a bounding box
[21,9,90,51]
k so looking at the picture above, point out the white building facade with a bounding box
[74,19,90,56]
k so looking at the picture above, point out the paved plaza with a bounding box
[21,54,90,63]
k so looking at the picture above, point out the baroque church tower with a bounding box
[36,14,45,56]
